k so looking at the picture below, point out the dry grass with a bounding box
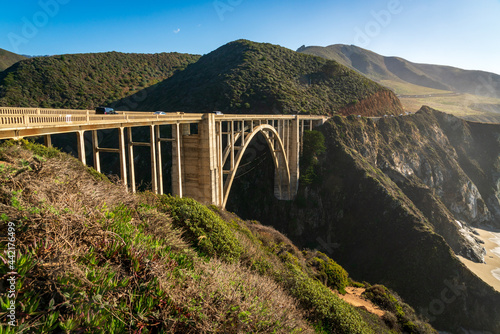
[0,141,314,333]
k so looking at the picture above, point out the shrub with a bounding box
[159,195,243,263]
[311,256,349,293]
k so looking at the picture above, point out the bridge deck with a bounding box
[0,107,328,139]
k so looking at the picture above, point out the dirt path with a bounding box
[335,287,385,317]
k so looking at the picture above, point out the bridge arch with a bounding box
[222,124,291,208]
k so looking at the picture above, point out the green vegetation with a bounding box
[0,52,200,109]
[363,285,434,333]
[300,130,326,185]
[0,48,26,72]
[0,140,436,333]
[125,40,402,116]
[159,196,244,263]
[307,251,349,293]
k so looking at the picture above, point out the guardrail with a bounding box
[0,107,93,115]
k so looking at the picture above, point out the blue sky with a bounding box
[2,0,500,74]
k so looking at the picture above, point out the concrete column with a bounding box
[240,121,245,146]
[77,130,86,165]
[150,125,158,194]
[118,127,128,188]
[127,128,136,193]
[182,114,220,205]
[217,121,224,206]
[300,119,305,152]
[289,116,300,196]
[231,121,235,171]
[156,125,163,195]
[181,123,190,136]
[92,130,101,173]
[172,123,183,197]
[44,135,52,148]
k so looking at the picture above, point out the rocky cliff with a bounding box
[226,107,500,333]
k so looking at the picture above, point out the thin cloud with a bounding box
[173,28,180,34]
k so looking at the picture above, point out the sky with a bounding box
[1,0,500,75]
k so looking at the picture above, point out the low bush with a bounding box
[158,195,244,263]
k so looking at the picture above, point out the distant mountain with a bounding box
[120,40,403,116]
[0,52,200,109]
[298,44,500,98]
[0,48,26,71]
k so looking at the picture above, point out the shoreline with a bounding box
[458,227,500,293]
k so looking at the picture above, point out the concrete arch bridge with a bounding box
[0,107,327,208]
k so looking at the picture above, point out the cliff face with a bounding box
[226,107,500,333]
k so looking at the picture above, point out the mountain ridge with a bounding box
[298,44,500,98]
[0,51,200,109]
[113,40,403,116]
[0,48,26,72]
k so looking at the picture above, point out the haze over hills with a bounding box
[298,44,500,97]
[114,40,403,116]
[0,48,26,72]
[0,52,200,109]
[298,44,500,122]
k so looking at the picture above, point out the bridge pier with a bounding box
[171,123,183,198]
[77,130,86,165]
[44,134,52,148]
[92,130,101,172]
[118,127,127,189]
[177,114,221,205]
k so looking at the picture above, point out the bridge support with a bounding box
[177,114,221,205]
[77,130,86,165]
[44,135,52,148]
[118,127,127,189]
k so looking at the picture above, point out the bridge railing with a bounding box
[0,112,206,129]
[0,107,93,115]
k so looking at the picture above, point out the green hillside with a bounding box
[121,40,403,116]
[0,140,436,333]
[0,48,26,72]
[0,52,200,109]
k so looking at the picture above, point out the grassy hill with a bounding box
[0,52,200,109]
[0,48,26,72]
[0,140,436,333]
[298,45,500,122]
[119,40,403,116]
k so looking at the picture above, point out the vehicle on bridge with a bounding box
[95,106,117,115]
